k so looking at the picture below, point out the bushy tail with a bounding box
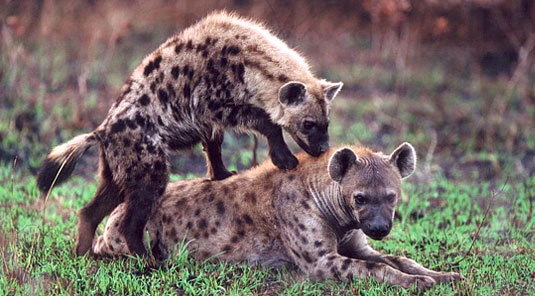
[36,132,98,193]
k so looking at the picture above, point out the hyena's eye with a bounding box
[303,120,316,130]
[354,193,368,205]
[385,193,396,203]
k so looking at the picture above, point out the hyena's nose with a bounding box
[368,223,390,238]
[319,142,329,153]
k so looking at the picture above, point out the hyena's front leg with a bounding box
[280,223,435,289]
[338,230,462,284]
[201,131,235,180]
[238,107,297,170]
[309,252,435,289]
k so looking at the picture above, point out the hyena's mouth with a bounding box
[292,135,328,157]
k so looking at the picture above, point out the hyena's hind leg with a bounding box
[202,131,235,180]
[76,149,124,256]
[119,158,168,256]
[338,230,462,284]
[92,204,129,257]
[93,203,167,260]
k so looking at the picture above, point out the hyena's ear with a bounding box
[328,148,358,182]
[389,142,416,179]
[279,81,307,107]
[321,81,343,102]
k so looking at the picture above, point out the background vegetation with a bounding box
[1,0,534,295]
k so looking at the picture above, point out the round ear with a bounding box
[389,142,416,179]
[328,148,358,182]
[321,81,343,102]
[278,81,307,107]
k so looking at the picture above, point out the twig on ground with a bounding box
[452,177,509,266]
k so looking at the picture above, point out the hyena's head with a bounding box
[278,80,343,157]
[328,143,416,240]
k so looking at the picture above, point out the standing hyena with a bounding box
[93,143,461,289]
[36,12,343,256]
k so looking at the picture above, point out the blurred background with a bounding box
[1,0,534,182]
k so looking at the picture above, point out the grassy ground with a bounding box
[2,9,535,295]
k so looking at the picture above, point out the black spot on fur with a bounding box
[223,245,231,252]
[220,57,228,67]
[157,88,169,105]
[171,66,180,79]
[228,45,240,55]
[110,120,126,134]
[183,83,191,98]
[302,251,313,263]
[245,192,256,204]
[153,56,162,69]
[198,218,207,230]
[139,94,150,106]
[301,200,310,210]
[186,40,193,50]
[157,116,164,126]
[135,113,146,127]
[314,240,322,247]
[150,82,156,94]
[365,262,376,270]
[318,250,328,257]
[125,118,137,129]
[186,222,193,229]
[194,209,201,216]
[242,214,253,225]
[175,43,184,54]
[278,74,289,82]
[123,138,131,147]
[216,201,225,215]
[237,63,245,83]
[144,62,155,76]
[231,236,238,243]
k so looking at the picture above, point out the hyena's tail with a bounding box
[36,132,99,193]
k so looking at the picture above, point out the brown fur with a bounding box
[36,12,343,256]
[93,143,461,289]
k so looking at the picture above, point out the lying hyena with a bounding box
[93,143,461,289]
[36,12,343,256]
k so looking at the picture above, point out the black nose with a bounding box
[367,223,390,238]
[319,142,329,153]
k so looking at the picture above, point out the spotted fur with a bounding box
[93,143,461,289]
[36,12,343,256]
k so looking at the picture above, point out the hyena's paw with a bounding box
[270,150,298,170]
[432,271,463,284]
[404,275,436,290]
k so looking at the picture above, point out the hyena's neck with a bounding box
[306,176,359,238]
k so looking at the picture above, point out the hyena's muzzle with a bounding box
[359,204,394,240]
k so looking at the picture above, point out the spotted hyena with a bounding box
[93,143,461,289]
[36,12,343,256]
